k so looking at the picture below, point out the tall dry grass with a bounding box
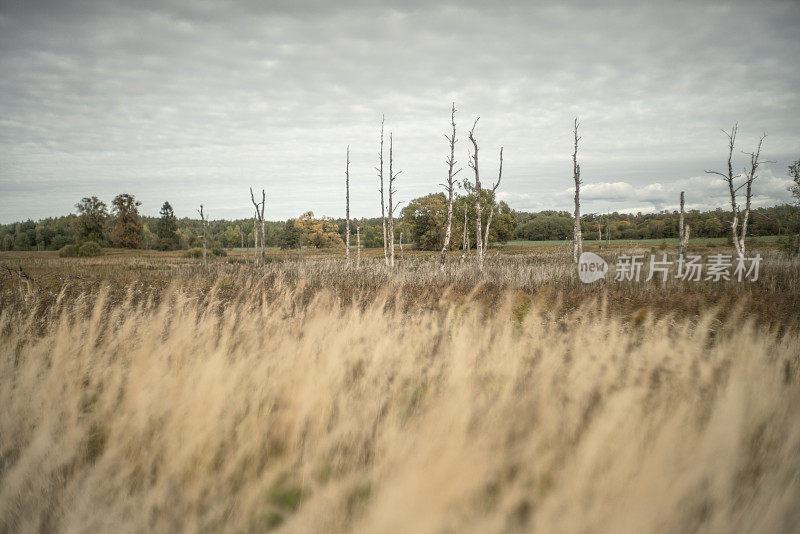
[3,249,800,326]
[1,280,799,533]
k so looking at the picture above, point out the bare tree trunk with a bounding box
[345,145,351,265]
[706,126,770,258]
[240,227,244,249]
[253,216,258,265]
[399,231,403,260]
[739,134,768,257]
[250,188,266,265]
[260,215,265,262]
[356,225,361,268]
[572,118,583,264]
[460,206,469,263]
[388,132,401,268]
[706,124,742,257]
[482,146,503,261]
[388,133,395,267]
[440,102,460,271]
[468,118,483,271]
[376,116,388,266]
[679,191,688,256]
[197,204,207,269]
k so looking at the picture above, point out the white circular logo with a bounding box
[578,252,608,283]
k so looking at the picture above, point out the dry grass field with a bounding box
[1,244,799,532]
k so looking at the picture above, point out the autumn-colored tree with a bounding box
[74,196,108,244]
[110,193,143,248]
[294,212,344,248]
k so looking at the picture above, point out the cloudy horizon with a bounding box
[1,0,799,224]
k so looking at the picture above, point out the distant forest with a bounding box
[1,192,798,252]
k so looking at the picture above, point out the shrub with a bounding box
[211,247,227,257]
[50,235,72,251]
[58,244,78,257]
[157,238,178,251]
[776,235,798,255]
[185,248,204,259]
[78,242,103,257]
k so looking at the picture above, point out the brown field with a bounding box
[1,244,799,532]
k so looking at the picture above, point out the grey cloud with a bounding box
[1,0,799,222]
[504,169,796,214]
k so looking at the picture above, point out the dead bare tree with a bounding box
[460,206,469,263]
[399,231,404,260]
[356,225,361,267]
[706,124,742,256]
[345,145,351,265]
[3,265,33,282]
[249,188,266,265]
[482,146,503,261]
[440,102,461,271]
[376,116,389,266]
[467,118,484,271]
[252,217,257,263]
[597,221,602,248]
[705,125,769,257]
[3,264,34,292]
[572,118,583,264]
[388,132,402,267]
[738,134,770,257]
[197,204,208,268]
[678,191,690,256]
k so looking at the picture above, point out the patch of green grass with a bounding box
[502,235,786,247]
[268,475,303,512]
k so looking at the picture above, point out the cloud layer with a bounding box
[1,0,799,222]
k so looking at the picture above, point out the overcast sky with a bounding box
[1,0,799,223]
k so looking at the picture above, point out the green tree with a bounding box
[703,216,724,238]
[110,193,143,248]
[789,160,800,252]
[402,191,516,250]
[280,219,303,249]
[489,201,515,244]
[515,212,573,241]
[360,224,384,248]
[142,223,158,249]
[402,193,448,250]
[157,201,179,249]
[75,196,108,244]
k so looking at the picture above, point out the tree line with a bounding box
[1,196,797,253]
